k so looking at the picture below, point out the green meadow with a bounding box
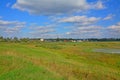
[0,42,120,80]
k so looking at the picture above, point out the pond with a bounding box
[93,49,120,54]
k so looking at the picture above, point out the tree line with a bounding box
[0,36,29,42]
[0,36,120,42]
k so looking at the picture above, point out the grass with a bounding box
[0,42,120,80]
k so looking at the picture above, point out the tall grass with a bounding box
[0,42,120,80]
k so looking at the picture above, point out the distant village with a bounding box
[37,38,120,42]
[39,38,82,42]
[0,36,120,42]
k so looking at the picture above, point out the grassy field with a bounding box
[0,42,120,80]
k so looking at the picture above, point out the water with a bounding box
[93,49,120,54]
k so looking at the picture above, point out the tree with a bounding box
[0,36,3,42]
[13,37,19,42]
[20,38,29,42]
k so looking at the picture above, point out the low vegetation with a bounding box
[0,41,120,80]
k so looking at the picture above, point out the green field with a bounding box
[0,42,120,80]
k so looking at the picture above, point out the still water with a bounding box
[93,49,120,54]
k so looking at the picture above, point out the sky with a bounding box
[0,0,120,39]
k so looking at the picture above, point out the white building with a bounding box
[40,38,44,42]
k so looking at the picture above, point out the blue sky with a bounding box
[0,0,120,38]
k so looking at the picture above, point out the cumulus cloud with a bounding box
[30,28,55,34]
[58,16,101,26]
[4,26,24,33]
[0,20,25,27]
[107,22,120,38]
[12,0,105,15]
[66,22,120,38]
[66,26,105,38]
[94,1,105,9]
[29,25,56,38]
[31,34,64,38]
[109,23,120,29]
[0,20,25,37]
[103,14,114,20]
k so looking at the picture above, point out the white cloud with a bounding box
[117,22,120,26]
[58,16,101,25]
[108,22,120,30]
[30,29,55,34]
[103,14,114,20]
[66,26,104,38]
[66,22,120,38]
[29,25,56,38]
[94,1,105,9]
[107,22,120,38]
[12,0,105,15]
[0,20,25,27]
[0,20,25,37]
[31,34,63,38]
